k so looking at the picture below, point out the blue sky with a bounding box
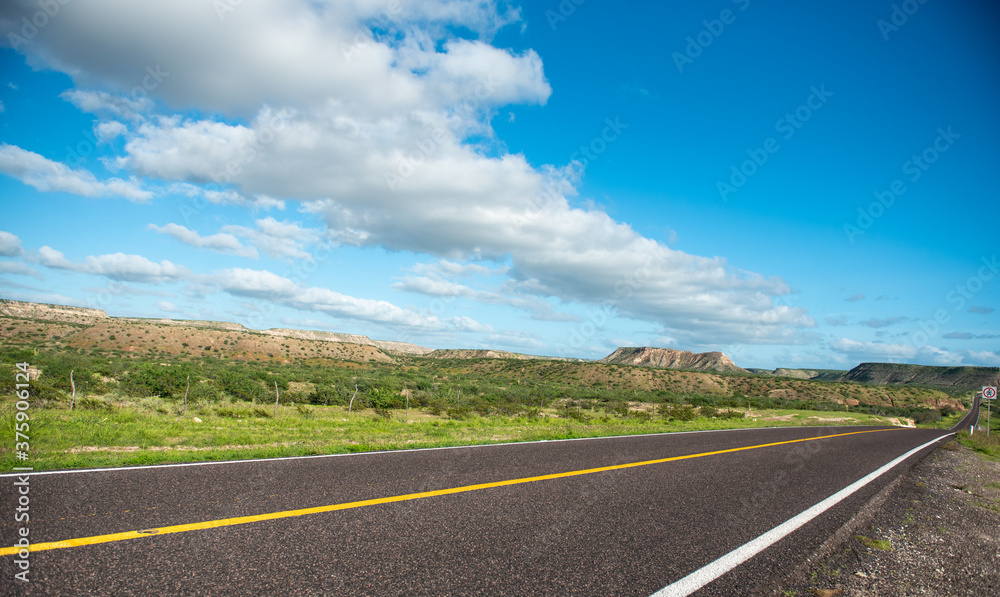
[0,0,997,369]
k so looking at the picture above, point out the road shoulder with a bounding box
[775,440,1000,596]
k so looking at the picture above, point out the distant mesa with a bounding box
[426,349,580,361]
[747,368,846,382]
[259,328,433,356]
[598,347,746,373]
[839,362,1000,390]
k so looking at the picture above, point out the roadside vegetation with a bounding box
[955,405,1000,459]
[0,335,977,471]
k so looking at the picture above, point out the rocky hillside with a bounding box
[0,300,108,325]
[0,299,423,363]
[748,368,846,382]
[599,347,746,373]
[841,362,999,390]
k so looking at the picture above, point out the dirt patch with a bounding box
[774,442,1000,595]
[66,442,299,453]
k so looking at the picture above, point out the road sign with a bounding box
[984,386,997,400]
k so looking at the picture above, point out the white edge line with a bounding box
[649,432,954,597]
[0,425,884,478]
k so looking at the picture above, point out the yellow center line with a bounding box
[2,428,898,556]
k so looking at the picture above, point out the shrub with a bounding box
[308,386,340,406]
[215,405,250,419]
[663,405,696,421]
[716,409,744,420]
[446,406,472,420]
[700,405,719,418]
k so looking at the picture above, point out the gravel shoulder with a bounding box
[775,440,1000,596]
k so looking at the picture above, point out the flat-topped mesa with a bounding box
[425,349,580,361]
[840,362,1000,390]
[0,299,108,324]
[598,346,747,373]
[260,328,434,355]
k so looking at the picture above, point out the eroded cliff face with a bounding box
[598,347,747,373]
[840,362,1000,390]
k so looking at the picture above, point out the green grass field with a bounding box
[2,395,927,471]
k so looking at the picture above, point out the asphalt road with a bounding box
[1,410,976,596]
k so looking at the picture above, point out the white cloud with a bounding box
[221,217,325,261]
[215,267,441,328]
[2,0,814,347]
[412,259,500,279]
[4,0,548,117]
[169,183,285,211]
[149,223,258,258]
[448,315,494,333]
[62,89,153,120]
[392,275,579,323]
[830,337,967,366]
[0,144,151,202]
[96,121,128,142]
[0,231,24,256]
[965,351,1000,366]
[0,261,42,279]
[155,301,185,313]
[35,246,190,283]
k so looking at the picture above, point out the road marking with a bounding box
[0,428,898,557]
[649,432,952,597]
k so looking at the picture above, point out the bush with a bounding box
[446,406,472,420]
[308,386,340,406]
[911,409,940,424]
[663,405,696,421]
[700,405,718,418]
[716,410,745,420]
[216,369,267,402]
[368,386,404,409]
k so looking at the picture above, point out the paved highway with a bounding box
[1,405,978,596]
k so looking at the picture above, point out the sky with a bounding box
[0,0,997,370]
